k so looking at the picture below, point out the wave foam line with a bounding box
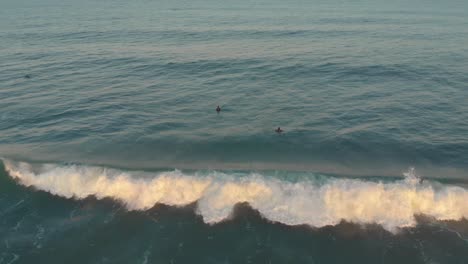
[3,159,468,231]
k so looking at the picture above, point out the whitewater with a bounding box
[4,159,468,232]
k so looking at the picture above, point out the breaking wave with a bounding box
[3,159,468,231]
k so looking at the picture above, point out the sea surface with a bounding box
[1,0,468,263]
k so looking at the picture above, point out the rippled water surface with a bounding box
[1,0,468,263]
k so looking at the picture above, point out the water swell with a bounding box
[3,159,468,232]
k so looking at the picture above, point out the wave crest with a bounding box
[3,159,468,231]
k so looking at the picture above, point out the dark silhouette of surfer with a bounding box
[24,74,31,79]
[275,127,283,133]
[216,105,221,113]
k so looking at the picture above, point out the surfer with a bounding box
[275,127,283,133]
[216,105,221,112]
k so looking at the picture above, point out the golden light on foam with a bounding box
[4,159,468,232]
[212,181,273,208]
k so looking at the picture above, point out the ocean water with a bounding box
[1,0,468,263]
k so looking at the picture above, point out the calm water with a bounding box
[1,0,468,263]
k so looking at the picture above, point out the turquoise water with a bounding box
[1,0,468,263]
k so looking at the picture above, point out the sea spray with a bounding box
[3,159,468,232]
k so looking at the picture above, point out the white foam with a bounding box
[3,159,468,231]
